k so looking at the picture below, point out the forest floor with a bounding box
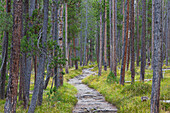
[82,64,170,113]
[68,68,117,113]
[0,64,169,113]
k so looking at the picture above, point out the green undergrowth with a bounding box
[0,64,96,113]
[0,83,77,113]
[82,66,170,113]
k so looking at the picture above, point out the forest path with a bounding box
[68,68,117,113]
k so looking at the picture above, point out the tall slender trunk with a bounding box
[80,20,83,66]
[44,0,55,89]
[130,0,135,83]
[136,0,140,66]
[151,0,154,68]
[0,0,11,100]
[110,0,112,70]
[151,0,162,112]
[65,3,69,73]
[165,2,168,66]
[57,3,64,87]
[112,0,117,76]
[104,0,107,71]
[120,0,129,85]
[98,0,103,76]
[4,0,22,112]
[54,0,58,88]
[83,0,88,66]
[140,0,146,82]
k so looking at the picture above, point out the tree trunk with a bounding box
[130,0,135,83]
[98,0,103,76]
[80,19,83,66]
[104,0,107,71]
[165,2,168,66]
[4,0,22,112]
[120,0,129,85]
[83,0,88,66]
[151,0,154,68]
[126,38,130,70]
[54,0,58,88]
[151,0,162,112]
[140,0,146,82]
[57,3,64,87]
[110,0,112,70]
[136,0,140,66]
[0,0,11,100]
[65,2,69,73]
[112,0,117,76]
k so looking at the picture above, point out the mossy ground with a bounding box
[82,64,170,113]
[0,64,95,113]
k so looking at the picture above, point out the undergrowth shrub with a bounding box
[106,72,119,84]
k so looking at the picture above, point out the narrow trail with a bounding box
[68,68,117,113]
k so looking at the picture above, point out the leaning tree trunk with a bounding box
[28,0,49,112]
[140,0,146,82]
[120,0,129,85]
[4,0,22,112]
[0,0,11,100]
[98,0,103,76]
[151,0,162,112]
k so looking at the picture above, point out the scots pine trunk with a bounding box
[151,0,162,112]
[0,0,11,99]
[140,0,146,82]
[98,0,103,76]
[4,0,22,112]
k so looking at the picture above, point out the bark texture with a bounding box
[151,0,162,112]
[4,0,22,112]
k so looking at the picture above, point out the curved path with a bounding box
[68,68,117,113]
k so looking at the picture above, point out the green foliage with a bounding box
[121,83,152,96]
[106,72,119,84]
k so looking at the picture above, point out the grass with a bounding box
[82,64,170,113]
[0,63,96,113]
